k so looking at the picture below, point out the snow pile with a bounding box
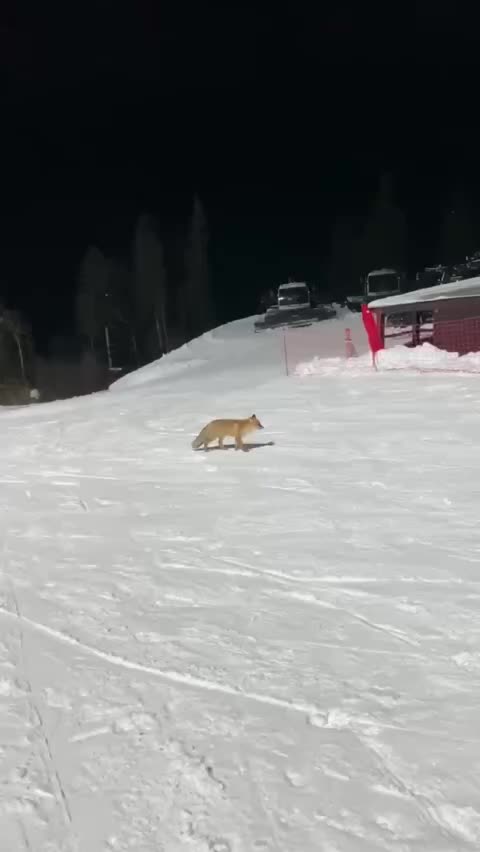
[296,341,480,376]
[3,312,480,850]
[295,352,373,376]
[377,342,480,372]
[111,316,288,395]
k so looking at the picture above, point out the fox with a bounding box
[191,413,264,451]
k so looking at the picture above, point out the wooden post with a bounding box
[283,328,289,376]
[104,325,113,370]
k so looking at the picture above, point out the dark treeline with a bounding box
[75,195,213,374]
[0,195,215,401]
[0,172,479,404]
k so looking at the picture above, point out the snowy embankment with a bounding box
[297,340,480,377]
[2,311,480,850]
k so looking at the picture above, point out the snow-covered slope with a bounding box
[2,312,480,851]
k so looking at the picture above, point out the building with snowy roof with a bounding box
[368,276,480,355]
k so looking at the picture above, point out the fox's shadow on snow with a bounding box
[194,441,275,453]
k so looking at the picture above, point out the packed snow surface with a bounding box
[2,312,480,851]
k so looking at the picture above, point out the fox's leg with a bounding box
[235,435,245,451]
[218,437,225,449]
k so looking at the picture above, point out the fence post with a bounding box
[345,327,357,358]
[104,325,113,370]
[283,328,289,376]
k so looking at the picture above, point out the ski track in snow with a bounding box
[1,314,480,849]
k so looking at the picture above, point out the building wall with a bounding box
[433,300,480,355]
[434,296,480,322]
[373,296,480,354]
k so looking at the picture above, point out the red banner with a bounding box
[361,304,384,356]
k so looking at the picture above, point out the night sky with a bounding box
[1,3,480,351]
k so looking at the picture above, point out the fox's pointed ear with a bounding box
[251,413,256,418]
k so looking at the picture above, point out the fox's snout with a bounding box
[251,413,264,429]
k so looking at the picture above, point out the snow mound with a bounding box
[111,317,274,392]
[295,353,373,377]
[377,342,480,373]
[112,309,366,393]
[296,341,480,376]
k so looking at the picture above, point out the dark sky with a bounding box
[1,2,480,348]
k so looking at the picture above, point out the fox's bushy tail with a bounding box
[191,427,206,449]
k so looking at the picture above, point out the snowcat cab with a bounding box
[277,281,311,311]
[253,279,335,331]
[365,268,401,300]
[346,268,403,311]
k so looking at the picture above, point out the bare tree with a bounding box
[328,214,363,298]
[358,173,408,274]
[132,214,168,362]
[181,195,214,341]
[440,188,476,265]
[75,246,109,353]
[1,308,34,385]
[104,258,138,369]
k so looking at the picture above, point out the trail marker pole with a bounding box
[283,328,289,376]
[345,327,357,358]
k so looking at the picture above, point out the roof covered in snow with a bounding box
[278,281,308,290]
[367,268,398,276]
[369,275,480,309]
